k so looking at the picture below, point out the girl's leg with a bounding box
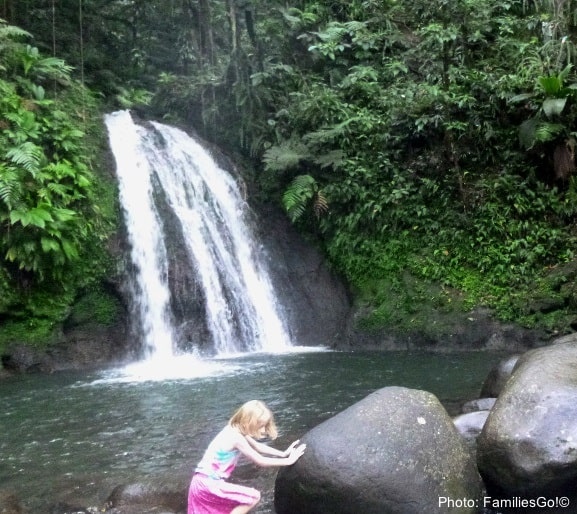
[230,499,259,514]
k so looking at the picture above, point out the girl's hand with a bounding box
[283,439,302,457]
[287,442,306,464]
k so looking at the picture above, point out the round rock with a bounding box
[275,386,483,514]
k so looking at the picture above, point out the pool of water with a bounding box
[0,349,507,512]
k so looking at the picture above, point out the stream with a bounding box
[0,348,507,512]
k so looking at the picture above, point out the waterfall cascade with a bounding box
[105,110,292,359]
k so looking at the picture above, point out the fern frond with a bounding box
[519,118,565,149]
[313,190,329,218]
[282,174,318,222]
[314,149,346,170]
[0,20,31,42]
[263,140,311,172]
[534,121,565,143]
[6,141,44,174]
[0,166,23,208]
[304,117,359,145]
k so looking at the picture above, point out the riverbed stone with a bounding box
[274,386,484,514]
[479,354,520,398]
[106,480,186,513]
[477,338,577,498]
[461,397,496,414]
[453,410,490,442]
[106,508,178,514]
[0,490,26,514]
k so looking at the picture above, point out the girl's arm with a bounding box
[246,436,302,457]
[234,433,306,467]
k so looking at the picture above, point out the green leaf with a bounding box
[40,237,60,252]
[61,239,79,260]
[538,75,562,96]
[314,150,346,170]
[27,206,54,228]
[534,122,565,143]
[6,142,44,173]
[508,93,534,104]
[10,209,31,226]
[542,97,567,118]
[53,208,77,222]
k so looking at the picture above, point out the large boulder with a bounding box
[274,386,484,514]
[477,336,577,499]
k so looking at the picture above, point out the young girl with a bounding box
[188,400,306,514]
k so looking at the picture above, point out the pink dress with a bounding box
[188,445,260,514]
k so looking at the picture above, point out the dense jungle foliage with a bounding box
[0,16,118,346]
[3,0,577,347]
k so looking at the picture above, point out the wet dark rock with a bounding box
[343,306,545,352]
[106,480,187,513]
[47,502,93,514]
[1,324,130,373]
[106,507,179,514]
[275,386,483,514]
[256,204,351,347]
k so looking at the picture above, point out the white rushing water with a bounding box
[105,110,292,363]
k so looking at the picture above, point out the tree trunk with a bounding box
[226,0,241,55]
[3,0,19,25]
[198,0,215,65]
[244,6,263,72]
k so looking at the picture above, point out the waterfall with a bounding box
[105,110,292,358]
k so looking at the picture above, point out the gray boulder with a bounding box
[479,354,519,398]
[477,339,577,497]
[274,386,483,514]
[453,411,490,443]
[461,398,496,414]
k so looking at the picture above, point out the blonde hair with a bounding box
[229,400,278,439]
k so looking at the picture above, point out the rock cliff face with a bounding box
[255,203,351,347]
